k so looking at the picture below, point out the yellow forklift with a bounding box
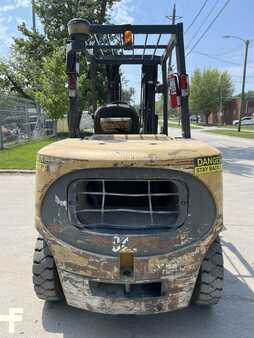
[33,18,223,314]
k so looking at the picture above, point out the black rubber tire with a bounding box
[192,237,224,306]
[32,235,63,301]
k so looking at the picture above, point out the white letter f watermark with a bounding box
[0,308,23,334]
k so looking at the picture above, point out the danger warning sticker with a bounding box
[194,155,222,175]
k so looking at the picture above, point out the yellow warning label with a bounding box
[194,155,222,175]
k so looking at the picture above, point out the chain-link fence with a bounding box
[0,96,55,149]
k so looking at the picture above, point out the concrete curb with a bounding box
[0,169,35,174]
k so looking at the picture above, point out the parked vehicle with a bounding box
[233,116,254,126]
[190,114,200,123]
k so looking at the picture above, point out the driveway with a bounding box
[0,130,254,338]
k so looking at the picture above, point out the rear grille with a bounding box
[68,179,187,230]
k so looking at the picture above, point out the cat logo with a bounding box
[194,155,222,175]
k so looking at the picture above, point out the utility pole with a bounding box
[166,3,176,24]
[172,3,176,24]
[223,35,251,132]
[32,0,36,32]
[238,40,249,132]
[75,0,80,16]
[168,3,176,69]
[219,74,223,124]
[0,125,3,150]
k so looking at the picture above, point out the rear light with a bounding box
[123,30,133,48]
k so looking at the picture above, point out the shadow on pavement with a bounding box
[42,240,254,338]
[222,239,254,278]
[216,145,254,177]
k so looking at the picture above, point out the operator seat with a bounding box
[94,102,140,134]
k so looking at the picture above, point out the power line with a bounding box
[184,0,209,34]
[234,80,254,83]
[232,75,254,78]
[32,0,36,32]
[213,48,243,57]
[192,50,254,69]
[192,50,242,66]
[186,0,220,49]
[186,0,231,56]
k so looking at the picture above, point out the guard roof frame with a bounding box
[66,20,191,138]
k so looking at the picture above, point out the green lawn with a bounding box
[169,121,202,129]
[203,129,254,139]
[216,124,254,131]
[4,126,252,170]
[0,136,65,169]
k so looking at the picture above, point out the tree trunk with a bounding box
[204,112,211,125]
[5,72,34,101]
[99,0,108,23]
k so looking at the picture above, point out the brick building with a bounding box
[207,98,254,125]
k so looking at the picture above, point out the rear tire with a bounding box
[32,235,63,301]
[192,237,224,306]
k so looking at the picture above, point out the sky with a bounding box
[0,0,254,103]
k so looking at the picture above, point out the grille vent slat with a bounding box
[77,192,179,197]
[75,209,179,214]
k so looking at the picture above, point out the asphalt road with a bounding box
[0,130,254,338]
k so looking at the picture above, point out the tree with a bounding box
[0,61,34,100]
[121,87,135,104]
[0,0,121,136]
[0,23,53,100]
[235,90,254,100]
[189,69,234,124]
[33,0,119,43]
[155,96,178,120]
[34,48,69,120]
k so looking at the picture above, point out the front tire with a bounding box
[192,237,224,305]
[32,235,63,301]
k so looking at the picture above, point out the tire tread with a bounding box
[32,235,63,302]
[192,237,224,306]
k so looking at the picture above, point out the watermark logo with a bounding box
[0,308,23,334]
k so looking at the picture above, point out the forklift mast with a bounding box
[106,65,121,103]
[141,64,158,133]
[66,19,191,138]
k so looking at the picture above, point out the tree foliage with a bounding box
[0,0,123,130]
[189,68,234,123]
[122,87,135,104]
[235,90,254,100]
[155,96,178,120]
[34,48,69,120]
[34,0,118,43]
